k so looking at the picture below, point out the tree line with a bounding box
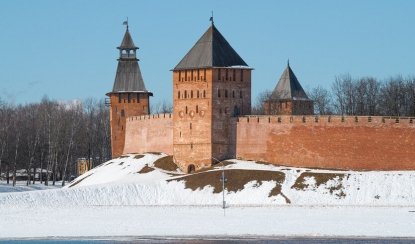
[0,97,111,187]
[253,74,415,117]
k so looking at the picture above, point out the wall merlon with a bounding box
[237,115,415,127]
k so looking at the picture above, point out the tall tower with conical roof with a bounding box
[264,62,313,115]
[172,21,252,172]
[107,24,153,158]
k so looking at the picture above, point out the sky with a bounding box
[0,0,414,106]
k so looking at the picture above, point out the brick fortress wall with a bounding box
[123,113,173,155]
[236,115,415,170]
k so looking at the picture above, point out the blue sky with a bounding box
[0,0,414,105]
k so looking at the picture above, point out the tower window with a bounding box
[218,69,221,80]
[197,90,200,98]
[137,93,140,103]
[191,90,193,98]
[121,109,125,117]
[203,69,206,81]
[197,69,200,80]
[196,105,199,113]
[184,90,187,98]
[232,90,235,98]
[178,91,180,99]
[226,69,228,81]
[118,94,122,103]
[179,71,181,81]
[186,106,188,114]
[185,70,187,81]
[225,90,228,98]
[240,70,243,81]
[203,90,206,98]
[218,89,221,98]
[233,69,236,81]
[190,123,192,130]
[191,70,194,81]
[128,93,131,103]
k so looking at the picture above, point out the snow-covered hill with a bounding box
[1,152,415,207]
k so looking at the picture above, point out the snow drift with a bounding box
[1,153,415,207]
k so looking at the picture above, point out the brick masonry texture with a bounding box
[236,115,415,170]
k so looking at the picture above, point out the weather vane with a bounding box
[209,11,214,25]
[123,17,129,30]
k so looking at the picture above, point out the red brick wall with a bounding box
[172,68,213,172]
[109,93,151,157]
[236,115,415,170]
[123,114,173,155]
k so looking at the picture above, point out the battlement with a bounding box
[128,113,173,122]
[237,115,415,127]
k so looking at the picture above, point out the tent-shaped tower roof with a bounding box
[111,27,151,94]
[174,23,249,70]
[269,62,310,100]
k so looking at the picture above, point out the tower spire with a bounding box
[123,17,129,30]
[210,11,214,26]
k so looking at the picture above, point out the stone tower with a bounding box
[172,22,252,173]
[264,62,313,115]
[107,24,153,158]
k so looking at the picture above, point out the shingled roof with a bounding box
[174,24,248,70]
[117,28,137,50]
[111,28,151,94]
[269,62,310,100]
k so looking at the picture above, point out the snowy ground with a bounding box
[0,181,61,193]
[1,153,415,238]
[1,206,415,238]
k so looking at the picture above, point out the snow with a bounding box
[1,206,415,238]
[2,153,415,238]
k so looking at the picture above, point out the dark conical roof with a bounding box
[111,28,151,94]
[174,24,248,70]
[118,28,137,50]
[112,61,149,93]
[270,63,310,100]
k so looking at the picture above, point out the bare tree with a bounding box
[309,86,332,115]
[252,90,272,115]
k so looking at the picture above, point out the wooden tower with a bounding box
[107,24,153,158]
